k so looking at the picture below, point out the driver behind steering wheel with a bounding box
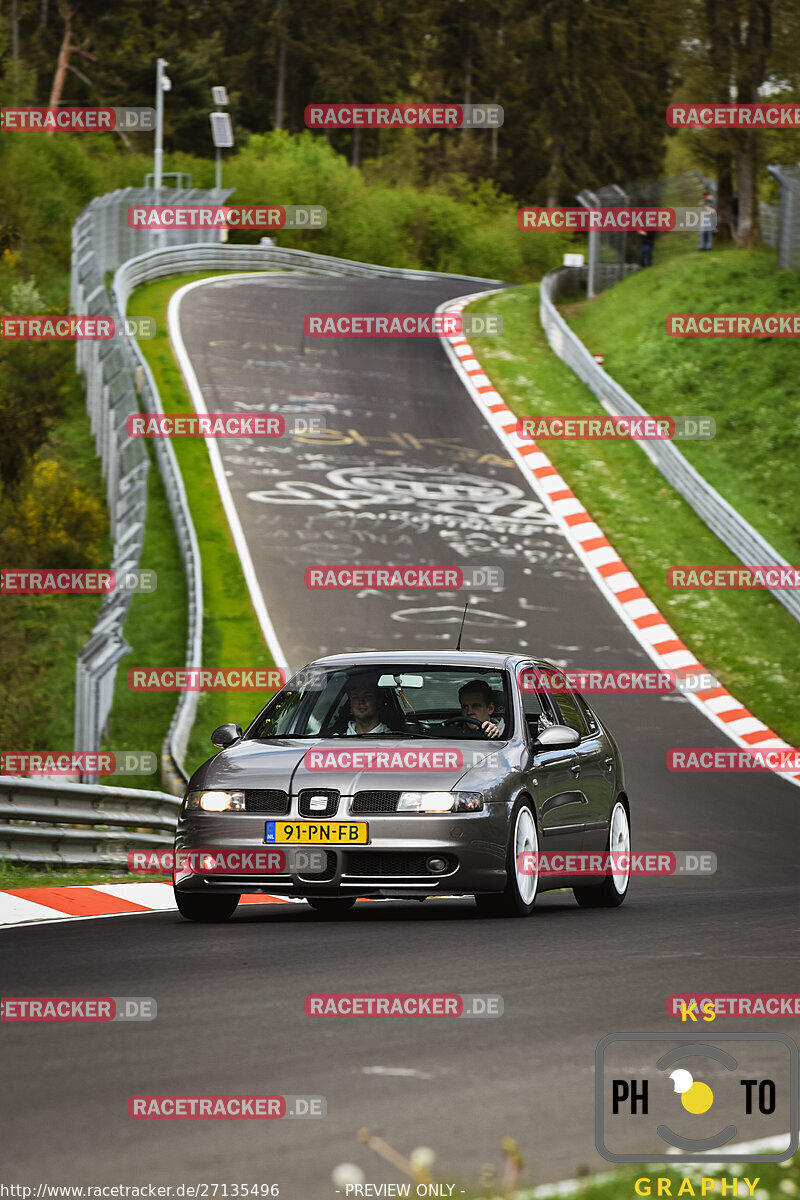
[458,680,504,740]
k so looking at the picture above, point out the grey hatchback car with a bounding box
[173,650,631,921]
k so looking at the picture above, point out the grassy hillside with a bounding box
[566,246,800,564]
[463,272,800,748]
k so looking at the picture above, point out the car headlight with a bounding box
[397,791,483,813]
[184,789,246,813]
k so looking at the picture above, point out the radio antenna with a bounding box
[455,601,469,651]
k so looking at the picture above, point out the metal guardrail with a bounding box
[539,266,800,624]
[70,189,229,790]
[71,192,506,795]
[0,776,180,866]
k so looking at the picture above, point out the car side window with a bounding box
[574,692,600,734]
[517,669,550,740]
[552,691,588,735]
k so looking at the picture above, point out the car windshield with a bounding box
[248,665,512,740]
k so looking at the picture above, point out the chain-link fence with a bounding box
[766,164,800,269]
[576,171,714,297]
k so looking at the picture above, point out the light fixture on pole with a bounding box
[209,97,234,195]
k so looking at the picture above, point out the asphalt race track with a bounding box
[2,274,797,1197]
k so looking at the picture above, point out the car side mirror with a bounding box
[533,724,580,750]
[211,723,243,749]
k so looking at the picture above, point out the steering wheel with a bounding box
[441,715,489,736]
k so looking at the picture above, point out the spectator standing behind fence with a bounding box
[637,227,656,267]
[699,191,715,250]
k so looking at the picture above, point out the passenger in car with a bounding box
[342,673,392,735]
[458,680,504,739]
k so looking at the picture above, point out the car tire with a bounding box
[474,797,538,918]
[174,890,240,922]
[573,800,630,909]
[306,897,357,915]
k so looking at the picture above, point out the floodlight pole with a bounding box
[154,58,168,194]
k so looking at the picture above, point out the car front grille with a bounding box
[344,852,455,878]
[351,791,401,814]
[298,788,339,818]
[244,789,290,813]
[297,850,337,882]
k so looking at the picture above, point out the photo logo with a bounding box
[596,1032,799,1163]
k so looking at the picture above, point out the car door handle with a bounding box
[603,757,614,771]
[570,762,581,778]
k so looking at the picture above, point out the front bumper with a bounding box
[173,807,509,898]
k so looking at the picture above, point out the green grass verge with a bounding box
[0,861,169,889]
[105,272,278,785]
[0,380,112,752]
[565,246,800,566]
[500,1159,795,1199]
[463,283,800,748]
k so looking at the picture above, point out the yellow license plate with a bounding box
[265,821,369,844]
